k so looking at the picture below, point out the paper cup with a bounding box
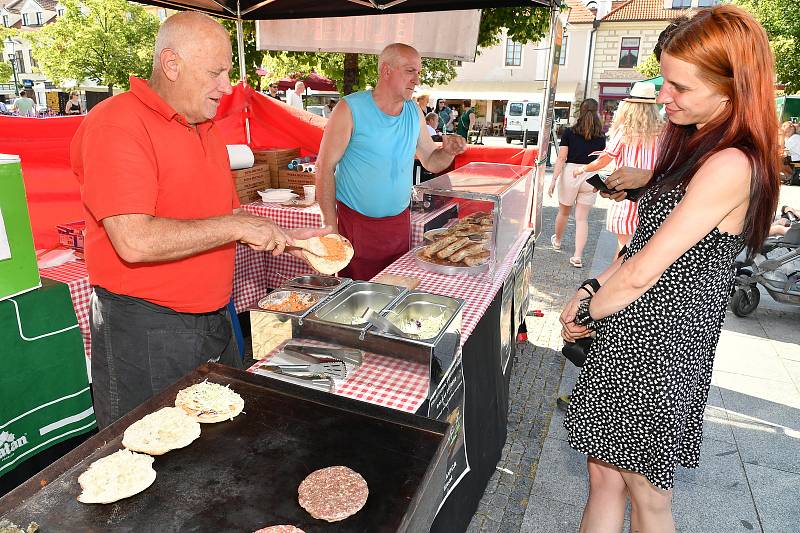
[303,185,316,201]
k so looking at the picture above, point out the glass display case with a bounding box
[413,162,534,277]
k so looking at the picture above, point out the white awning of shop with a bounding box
[422,81,578,103]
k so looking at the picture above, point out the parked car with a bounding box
[504,98,543,145]
[306,105,326,117]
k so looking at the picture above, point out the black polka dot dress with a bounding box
[564,186,745,490]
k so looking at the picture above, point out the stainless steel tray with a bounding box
[256,289,327,317]
[412,246,491,276]
[382,292,464,342]
[284,275,352,293]
[309,281,406,329]
[250,289,332,359]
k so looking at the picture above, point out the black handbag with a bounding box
[561,337,593,368]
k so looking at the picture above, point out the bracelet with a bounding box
[574,298,597,328]
[580,278,601,295]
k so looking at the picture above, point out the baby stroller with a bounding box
[730,207,800,317]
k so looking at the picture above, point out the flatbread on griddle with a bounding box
[77,449,156,504]
[122,407,201,455]
[175,380,244,423]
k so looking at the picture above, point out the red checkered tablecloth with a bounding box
[233,202,324,311]
[39,261,92,358]
[234,201,446,311]
[373,229,532,345]
[248,339,430,413]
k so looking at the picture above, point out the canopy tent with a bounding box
[639,75,663,91]
[134,0,556,20]
[276,72,337,92]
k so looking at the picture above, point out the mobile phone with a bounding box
[586,174,612,193]
[586,173,646,201]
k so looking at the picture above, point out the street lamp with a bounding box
[5,37,20,93]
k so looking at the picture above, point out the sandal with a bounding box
[569,257,583,268]
[550,234,561,251]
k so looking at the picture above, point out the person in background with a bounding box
[456,99,476,140]
[14,90,35,117]
[316,43,466,280]
[0,96,9,115]
[560,6,779,532]
[322,98,336,118]
[425,111,442,142]
[782,121,800,163]
[266,82,281,100]
[285,80,305,110]
[71,12,328,429]
[548,98,606,269]
[576,82,663,255]
[437,98,454,133]
[769,206,799,237]
[64,92,83,115]
[415,93,432,114]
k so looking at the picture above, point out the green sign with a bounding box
[0,279,96,478]
[0,154,40,301]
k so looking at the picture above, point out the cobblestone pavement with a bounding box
[467,180,612,533]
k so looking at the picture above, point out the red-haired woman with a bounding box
[559,6,780,532]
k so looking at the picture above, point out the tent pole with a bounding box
[236,0,251,144]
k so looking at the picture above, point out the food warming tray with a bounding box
[0,364,450,533]
[284,275,352,293]
[302,281,406,345]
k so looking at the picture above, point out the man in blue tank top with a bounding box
[316,43,467,280]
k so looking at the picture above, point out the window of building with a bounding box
[2,14,10,27]
[558,35,568,66]
[618,37,639,68]
[15,50,25,72]
[505,38,522,67]
[29,50,37,69]
[671,0,691,7]
[57,7,65,16]
[35,11,43,25]
[697,0,717,6]
[157,8,167,21]
[22,12,29,25]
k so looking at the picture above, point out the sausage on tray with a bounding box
[423,235,457,257]
[449,244,487,263]
[436,237,470,259]
[463,251,491,266]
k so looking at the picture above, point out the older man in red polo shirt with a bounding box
[71,12,327,428]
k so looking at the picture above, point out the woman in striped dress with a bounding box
[574,84,663,254]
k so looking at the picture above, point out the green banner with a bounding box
[0,154,40,301]
[0,278,96,477]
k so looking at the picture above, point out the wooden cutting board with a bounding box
[372,274,421,290]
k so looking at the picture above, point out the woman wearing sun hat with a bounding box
[574,81,663,255]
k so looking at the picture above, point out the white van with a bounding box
[504,98,543,145]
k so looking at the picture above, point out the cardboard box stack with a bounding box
[278,169,315,196]
[232,164,269,203]
[56,221,86,252]
[252,148,300,188]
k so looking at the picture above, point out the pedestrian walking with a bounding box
[576,82,662,255]
[560,6,780,532]
[548,98,606,268]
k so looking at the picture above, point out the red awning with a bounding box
[276,72,337,92]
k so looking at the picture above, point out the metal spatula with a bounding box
[272,348,348,379]
[362,309,406,337]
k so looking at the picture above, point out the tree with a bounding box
[230,7,552,95]
[28,0,159,93]
[220,19,262,88]
[0,61,11,84]
[734,0,800,93]
[635,53,660,79]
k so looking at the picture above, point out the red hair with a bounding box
[651,6,780,252]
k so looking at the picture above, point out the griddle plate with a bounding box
[0,364,449,533]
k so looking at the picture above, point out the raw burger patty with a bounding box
[298,466,368,522]
[253,526,305,533]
